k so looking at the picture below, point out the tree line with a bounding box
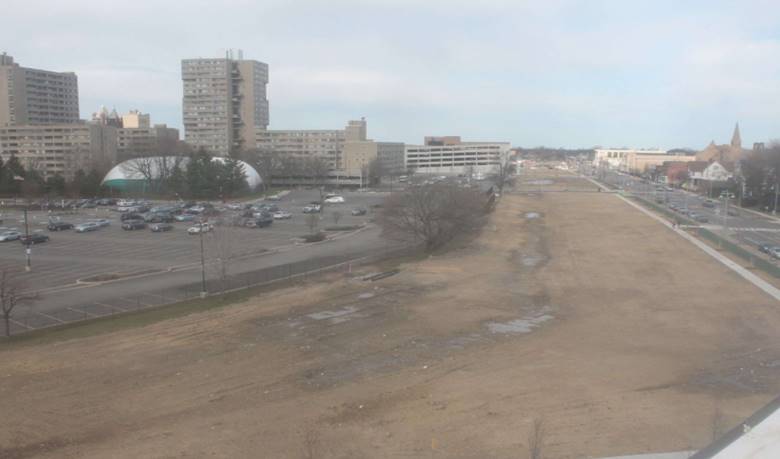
[0,154,105,198]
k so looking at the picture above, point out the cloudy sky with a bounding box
[4,0,780,148]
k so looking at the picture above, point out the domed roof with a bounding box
[102,156,262,189]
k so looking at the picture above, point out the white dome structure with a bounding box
[102,156,262,191]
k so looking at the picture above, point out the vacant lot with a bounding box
[2,175,779,458]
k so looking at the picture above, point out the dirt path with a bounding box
[2,175,779,458]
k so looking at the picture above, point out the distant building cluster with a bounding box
[0,49,511,185]
[592,124,756,194]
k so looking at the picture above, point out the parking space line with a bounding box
[68,307,98,318]
[94,302,130,312]
[9,318,31,329]
[34,311,66,323]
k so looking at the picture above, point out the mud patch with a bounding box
[685,346,780,395]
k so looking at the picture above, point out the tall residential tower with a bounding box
[0,53,80,126]
[181,51,269,157]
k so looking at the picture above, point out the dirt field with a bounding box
[2,174,780,459]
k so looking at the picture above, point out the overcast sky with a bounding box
[4,0,780,148]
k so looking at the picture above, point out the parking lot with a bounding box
[0,189,389,334]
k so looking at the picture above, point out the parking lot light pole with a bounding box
[23,204,31,272]
[199,218,207,298]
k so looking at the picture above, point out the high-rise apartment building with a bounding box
[181,51,269,157]
[0,53,79,126]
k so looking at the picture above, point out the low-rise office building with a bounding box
[0,123,117,180]
[405,138,511,176]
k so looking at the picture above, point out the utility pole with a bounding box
[23,203,30,272]
[199,218,207,298]
[773,180,779,215]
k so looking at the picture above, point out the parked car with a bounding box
[324,195,345,204]
[122,220,146,230]
[121,212,144,222]
[0,230,22,242]
[759,244,774,254]
[144,212,173,223]
[90,219,111,227]
[48,221,74,231]
[272,211,292,220]
[302,205,321,214]
[351,208,367,216]
[702,200,715,208]
[150,223,173,232]
[74,222,100,233]
[265,194,281,201]
[254,214,274,228]
[20,232,49,245]
[187,223,213,235]
[174,214,196,222]
[769,247,780,260]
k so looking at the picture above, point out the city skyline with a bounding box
[4,0,780,149]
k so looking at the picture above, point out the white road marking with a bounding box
[67,307,97,317]
[34,311,65,323]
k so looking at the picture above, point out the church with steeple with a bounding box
[695,123,748,164]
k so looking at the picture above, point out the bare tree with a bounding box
[248,148,283,191]
[0,269,35,337]
[306,213,320,235]
[207,227,234,293]
[489,154,516,196]
[120,154,185,193]
[377,182,488,252]
[331,210,342,226]
[528,417,546,459]
[305,157,331,201]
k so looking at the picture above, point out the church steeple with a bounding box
[731,122,742,149]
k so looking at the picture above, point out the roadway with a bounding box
[597,170,780,255]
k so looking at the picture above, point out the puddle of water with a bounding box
[307,306,359,321]
[522,256,541,267]
[486,314,553,334]
[525,212,540,219]
[525,179,553,185]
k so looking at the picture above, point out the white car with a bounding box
[324,196,345,204]
[74,222,100,233]
[0,231,21,242]
[273,211,292,220]
[187,223,213,235]
[226,202,244,210]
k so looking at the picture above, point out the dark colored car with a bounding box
[20,233,50,245]
[121,212,144,222]
[150,223,173,232]
[121,220,146,230]
[48,221,74,231]
[351,208,367,216]
[759,244,773,254]
[144,212,174,223]
[97,198,117,206]
[254,213,274,228]
[702,200,715,208]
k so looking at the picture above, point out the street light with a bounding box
[199,217,207,298]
